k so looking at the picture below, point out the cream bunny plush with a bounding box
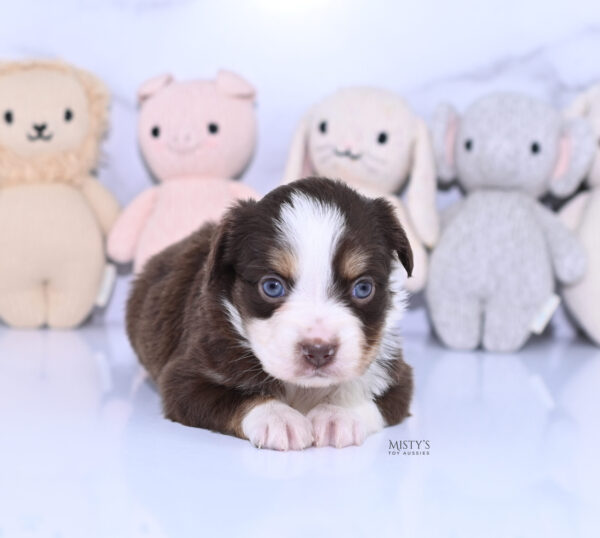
[0,60,120,329]
[560,86,600,345]
[108,70,258,273]
[282,87,439,292]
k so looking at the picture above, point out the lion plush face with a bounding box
[0,69,90,158]
[0,61,108,186]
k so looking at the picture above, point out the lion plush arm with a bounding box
[80,176,121,235]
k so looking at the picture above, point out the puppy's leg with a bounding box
[159,359,313,451]
[308,361,413,448]
[308,398,384,448]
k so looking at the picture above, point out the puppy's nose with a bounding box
[300,339,337,368]
[33,123,47,133]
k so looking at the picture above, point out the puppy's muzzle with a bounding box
[299,338,338,368]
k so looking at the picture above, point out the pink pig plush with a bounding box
[108,70,258,272]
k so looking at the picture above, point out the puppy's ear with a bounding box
[204,200,257,285]
[373,198,414,277]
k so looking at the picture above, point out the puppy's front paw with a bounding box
[308,404,369,448]
[241,400,313,451]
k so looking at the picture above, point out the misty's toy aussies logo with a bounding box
[388,440,430,456]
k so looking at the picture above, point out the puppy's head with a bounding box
[206,177,413,388]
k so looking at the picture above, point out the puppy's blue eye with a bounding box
[352,279,373,300]
[261,277,286,299]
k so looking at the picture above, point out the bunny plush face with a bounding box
[305,88,415,193]
[0,69,90,158]
[433,93,594,199]
[138,71,257,182]
[283,87,439,248]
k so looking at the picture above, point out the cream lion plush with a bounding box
[0,60,120,329]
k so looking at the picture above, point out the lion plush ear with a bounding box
[137,73,173,103]
[404,118,439,247]
[282,111,316,183]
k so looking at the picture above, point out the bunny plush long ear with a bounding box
[549,117,594,198]
[431,103,460,184]
[282,111,316,183]
[137,73,173,103]
[405,118,440,248]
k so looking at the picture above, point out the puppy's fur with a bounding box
[127,178,414,450]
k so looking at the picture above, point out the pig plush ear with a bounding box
[431,103,460,184]
[405,118,440,247]
[137,73,173,103]
[215,70,255,100]
[281,110,316,183]
[549,117,594,198]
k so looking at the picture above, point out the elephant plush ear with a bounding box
[431,103,460,183]
[549,117,594,198]
[564,86,600,119]
[137,73,173,103]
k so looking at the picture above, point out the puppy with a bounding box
[127,177,414,450]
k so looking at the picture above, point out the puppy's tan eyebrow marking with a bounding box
[268,248,297,281]
[340,248,370,280]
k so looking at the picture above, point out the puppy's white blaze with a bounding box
[276,192,345,302]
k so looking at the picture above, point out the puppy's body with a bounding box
[127,178,413,450]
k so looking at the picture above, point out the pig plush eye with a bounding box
[151,126,160,138]
[64,108,73,122]
[208,123,219,134]
[318,121,327,134]
[4,110,13,124]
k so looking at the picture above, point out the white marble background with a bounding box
[2,0,600,329]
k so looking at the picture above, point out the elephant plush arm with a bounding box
[559,191,591,232]
[534,204,587,285]
[80,176,121,235]
[107,187,158,264]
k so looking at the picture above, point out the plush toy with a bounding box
[558,86,600,345]
[281,87,439,292]
[428,92,593,352]
[0,60,120,329]
[107,70,258,273]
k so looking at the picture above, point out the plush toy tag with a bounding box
[96,263,117,308]
[530,294,561,335]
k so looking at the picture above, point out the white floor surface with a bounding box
[1,322,599,538]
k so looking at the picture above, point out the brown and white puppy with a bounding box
[127,177,414,450]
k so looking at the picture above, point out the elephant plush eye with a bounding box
[377,131,388,144]
[318,121,327,134]
[530,142,541,154]
[464,139,473,151]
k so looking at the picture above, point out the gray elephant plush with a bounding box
[427,92,593,352]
